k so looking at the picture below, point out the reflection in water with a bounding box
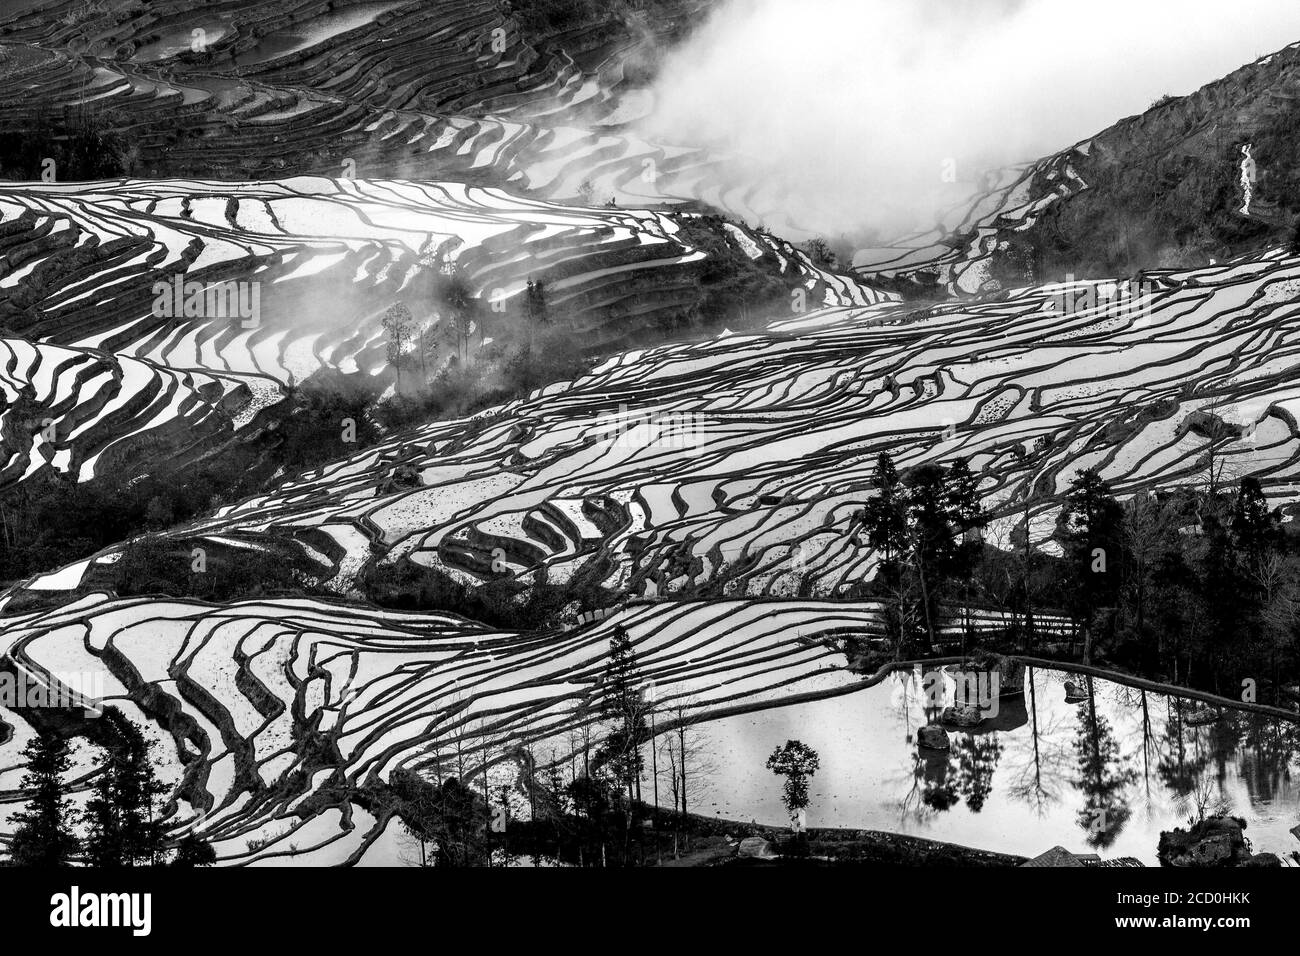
[955,735,1004,812]
[700,666,1300,863]
[915,749,959,812]
[1071,678,1137,849]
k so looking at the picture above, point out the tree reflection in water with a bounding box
[896,664,1009,816]
[1072,677,1137,848]
[1005,665,1074,816]
[878,665,1297,851]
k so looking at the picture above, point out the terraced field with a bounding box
[11,245,1300,605]
[0,176,875,486]
[0,0,809,226]
[856,41,1300,293]
[0,590,891,863]
[5,184,1300,864]
[4,4,1300,869]
[854,150,1088,295]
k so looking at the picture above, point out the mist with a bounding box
[640,0,1300,242]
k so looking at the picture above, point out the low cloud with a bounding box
[640,0,1300,242]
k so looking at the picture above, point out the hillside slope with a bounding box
[0,0,797,220]
[858,42,1300,293]
[9,247,1300,607]
[0,176,880,490]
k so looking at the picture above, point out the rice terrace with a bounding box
[0,0,1299,921]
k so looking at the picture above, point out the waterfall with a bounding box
[1240,143,1255,216]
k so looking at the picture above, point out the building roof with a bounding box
[1020,846,1145,867]
[1020,846,1087,867]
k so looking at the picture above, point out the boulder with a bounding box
[737,836,776,859]
[942,703,983,727]
[968,652,1026,696]
[917,724,950,750]
[1186,831,1235,866]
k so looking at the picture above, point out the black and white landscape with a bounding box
[1,0,1299,885]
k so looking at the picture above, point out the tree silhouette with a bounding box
[595,625,647,805]
[8,733,80,866]
[766,739,820,824]
[380,302,414,391]
[1059,469,1125,661]
[84,709,169,867]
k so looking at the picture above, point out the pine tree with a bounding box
[859,453,907,564]
[907,463,958,650]
[170,832,217,867]
[595,625,647,860]
[438,268,478,362]
[1231,476,1275,559]
[945,458,989,650]
[858,453,916,649]
[596,625,646,798]
[84,710,169,867]
[8,733,80,866]
[1060,469,1126,661]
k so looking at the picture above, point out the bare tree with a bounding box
[1123,491,1178,643]
[656,700,717,857]
[437,267,478,363]
[1249,551,1300,699]
[380,302,413,390]
[416,316,438,385]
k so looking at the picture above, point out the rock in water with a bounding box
[917,725,951,750]
[941,703,984,727]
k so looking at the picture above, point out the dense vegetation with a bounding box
[995,90,1300,283]
[2,707,214,867]
[998,141,1273,283]
[0,121,131,181]
[375,317,589,430]
[362,559,617,630]
[853,451,1300,707]
[509,0,683,35]
[674,214,802,327]
[0,372,381,587]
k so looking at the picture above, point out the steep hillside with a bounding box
[3,7,1300,870]
[9,246,1300,608]
[0,176,879,491]
[0,591,903,864]
[859,42,1300,293]
[0,0,780,217]
[5,239,1298,861]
